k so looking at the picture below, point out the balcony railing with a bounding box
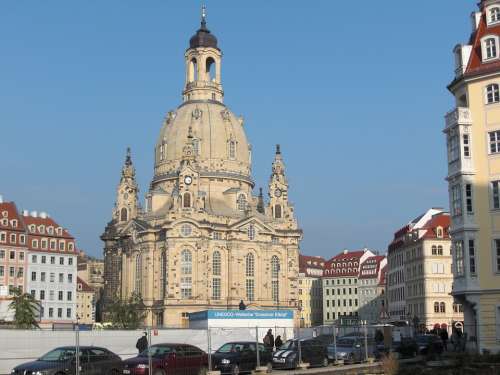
[184,80,221,91]
[445,107,472,129]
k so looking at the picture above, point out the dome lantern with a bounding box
[183,5,224,103]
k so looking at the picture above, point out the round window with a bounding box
[181,224,192,237]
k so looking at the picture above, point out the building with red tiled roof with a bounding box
[445,0,500,352]
[77,277,96,324]
[298,255,324,327]
[387,209,462,332]
[358,255,387,323]
[0,195,78,326]
[322,248,375,325]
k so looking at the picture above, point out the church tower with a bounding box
[268,145,296,224]
[114,147,138,223]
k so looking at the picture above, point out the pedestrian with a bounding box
[375,329,384,344]
[136,332,148,354]
[263,329,275,350]
[275,335,283,349]
[439,328,449,351]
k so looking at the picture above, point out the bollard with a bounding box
[297,324,302,366]
[208,327,213,372]
[148,326,153,373]
[333,324,337,365]
[75,317,80,375]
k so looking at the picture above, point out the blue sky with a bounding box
[0,1,473,259]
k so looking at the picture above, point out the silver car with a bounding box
[327,337,375,364]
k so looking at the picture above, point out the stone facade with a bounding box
[77,277,95,324]
[102,13,302,327]
[445,0,500,353]
[358,256,387,324]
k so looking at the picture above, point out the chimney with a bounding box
[22,210,28,216]
[0,195,3,203]
[30,211,38,218]
[471,11,481,32]
[40,212,47,219]
[343,249,348,254]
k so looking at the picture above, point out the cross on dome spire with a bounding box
[201,4,207,29]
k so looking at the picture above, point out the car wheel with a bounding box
[266,362,272,373]
[231,364,240,375]
[153,370,166,375]
[198,366,208,375]
[322,357,329,367]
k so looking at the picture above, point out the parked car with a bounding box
[327,337,376,364]
[211,341,272,375]
[272,339,328,369]
[375,337,419,359]
[123,343,208,375]
[415,335,444,356]
[11,346,122,375]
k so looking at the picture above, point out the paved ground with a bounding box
[267,363,382,375]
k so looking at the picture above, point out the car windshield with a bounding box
[217,344,247,353]
[139,346,173,358]
[39,348,76,362]
[278,340,296,350]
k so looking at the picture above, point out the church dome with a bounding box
[153,101,252,186]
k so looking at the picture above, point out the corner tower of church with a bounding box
[102,8,302,327]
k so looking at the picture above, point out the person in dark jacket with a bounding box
[263,329,275,350]
[440,329,449,351]
[275,335,283,349]
[136,332,148,354]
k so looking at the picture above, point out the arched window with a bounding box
[436,227,443,238]
[120,208,128,222]
[183,193,191,208]
[135,254,142,295]
[212,250,221,300]
[247,224,256,240]
[271,256,280,303]
[245,253,255,301]
[229,141,236,159]
[160,251,168,299]
[491,7,500,23]
[485,38,498,59]
[432,245,437,255]
[212,251,221,276]
[274,204,282,219]
[487,84,500,104]
[189,58,198,82]
[434,302,439,313]
[206,57,216,81]
[237,194,247,211]
[440,302,446,313]
[159,140,166,161]
[180,249,192,299]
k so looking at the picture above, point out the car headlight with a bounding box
[34,372,48,375]
[338,352,347,357]
[137,364,149,369]
[221,359,231,364]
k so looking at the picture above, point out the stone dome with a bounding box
[153,101,252,186]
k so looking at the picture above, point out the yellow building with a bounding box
[298,255,325,327]
[102,10,302,327]
[446,0,500,353]
[76,277,95,324]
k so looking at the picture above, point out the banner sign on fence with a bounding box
[189,310,294,321]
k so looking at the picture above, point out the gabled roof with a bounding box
[299,255,325,274]
[77,277,94,293]
[323,249,375,278]
[421,212,451,240]
[464,7,500,78]
[359,255,386,279]
[0,201,25,231]
[23,215,74,240]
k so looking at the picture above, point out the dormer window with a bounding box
[29,225,35,233]
[11,220,17,228]
[237,194,247,211]
[437,227,444,238]
[39,225,45,234]
[47,226,53,235]
[482,36,499,61]
[490,7,500,24]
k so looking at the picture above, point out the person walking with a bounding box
[263,329,275,350]
[439,328,449,351]
[275,335,283,349]
[136,332,148,354]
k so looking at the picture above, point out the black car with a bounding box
[212,342,272,375]
[272,339,328,369]
[416,335,444,356]
[11,346,123,375]
[393,337,419,358]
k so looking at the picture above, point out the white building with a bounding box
[23,211,77,325]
